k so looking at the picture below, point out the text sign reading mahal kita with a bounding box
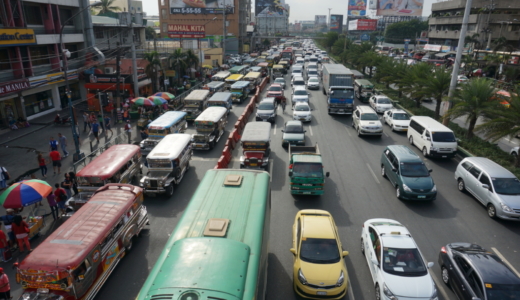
[170,0,234,14]
[168,24,206,38]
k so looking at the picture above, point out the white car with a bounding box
[369,95,394,113]
[292,86,309,104]
[306,76,320,90]
[304,55,311,61]
[457,75,469,84]
[274,77,286,89]
[361,219,437,300]
[293,102,312,122]
[383,109,411,132]
[295,57,305,65]
[291,76,305,90]
[291,68,303,79]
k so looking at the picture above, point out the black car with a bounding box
[438,243,520,299]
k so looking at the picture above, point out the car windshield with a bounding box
[361,113,379,121]
[285,124,303,133]
[309,78,319,82]
[294,81,305,86]
[269,86,282,91]
[258,103,274,110]
[382,248,428,277]
[492,178,520,195]
[332,89,354,98]
[293,69,302,73]
[486,283,520,299]
[295,105,310,111]
[308,71,317,74]
[393,113,410,120]
[432,131,456,142]
[294,90,307,95]
[275,79,285,84]
[377,98,392,104]
[300,238,340,264]
[400,163,430,177]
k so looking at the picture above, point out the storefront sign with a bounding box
[165,70,176,77]
[0,29,36,47]
[423,44,442,51]
[168,24,205,38]
[29,70,78,88]
[0,79,29,96]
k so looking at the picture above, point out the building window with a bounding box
[163,23,167,32]
[138,7,141,11]
[24,90,54,117]
[94,28,104,39]
[59,8,74,26]
[161,8,167,19]
[29,46,50,66]
[24,4,43,25]
[0,49,11,71]
[161,0,165,6]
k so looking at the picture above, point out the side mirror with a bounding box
[281,129,285,132]
[288,171,293,177]
[371,258,379,266]
[481,184,490,190]
[326,172,330,177]
[429,169,433,173]
[342,251,349,257]
[427,262,434,268]
[426,137,431,141]
[391,167,397,173]
[290,248,297,255]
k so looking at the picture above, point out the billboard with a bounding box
[330,15,343,32]
[255,0,287,16]
[349,20,358,31]
[315,15,327,25]
[168,24,205,38]
[369,0,423,16]
[169,0,233,14]
[357,19,377,30]
[348,0,366,16]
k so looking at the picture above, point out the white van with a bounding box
[407,116,457,158]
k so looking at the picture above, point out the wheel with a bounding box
[328,109,331,115]
[409,135,413,145]
[396,186,402,199]
[422,147,429,157]
[357,128,362,137]
[375,284,381,300]
[186,161,190,170]
[209,141,215,150]
[381,165,387,178]
[126,236,134,252]
[441,266,450,286]
[361,238,365,256]
[383,118,387,125]
[487,204,497,219]
[166,184,174,196]
[351,122,355,128]
[391,124,395,131]
[457,179,466,192]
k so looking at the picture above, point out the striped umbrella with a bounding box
[147,96,168,105]
[131,97,155,106]
[0,179,52,208]
[154,92,175,100]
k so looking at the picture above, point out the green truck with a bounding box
[354,79,375,103]
[288,143,330,195]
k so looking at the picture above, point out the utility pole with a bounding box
[127,1,139,98]
[115,47,122,114]
[222,4,226,64]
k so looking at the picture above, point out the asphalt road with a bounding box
[75,67,520,299]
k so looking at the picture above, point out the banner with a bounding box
[170,0,233,14]
[255,0,288,16]
[315,15,327,25]
[348,0,366,16]
[372,0,423,16]
[168,24,206,38]
[330,15,343,32]
[423,44,442,51]
[349,20,358,31]
[0,29,36,47]
[357,19,377,30]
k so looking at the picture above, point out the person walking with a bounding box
[49,148,61,174]
[0,268,11,299]
[82,112,90,132]
[281,97,287,113]
[36,153,47,178]
[0,230,8,262]
[49,136,58,151]
[140,128,148,141]
[11,215,31,253]
[68,172,78,196]
[47,192,59,220]
[124,120,132,144]
[104,116,113,134]
[61,174,72,199]
[54,183,67,217]
[57,133,68,158]
[0,166,8,190]
[97,114,104,133]
[0,209,15,249]
[91,120,100,142]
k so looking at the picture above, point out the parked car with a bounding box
[369,95,393,114]
[383,109,411,132]
[457,75,469,83]
[293,102,312,122]
[352,106,383,137]
[282,120,306,147]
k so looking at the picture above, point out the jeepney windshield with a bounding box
[148,159,172,169]
[185,100,202,107]
[195,123,215,130]
[148,128,167,134]
[77,176,104,187]
[242,141,268,150]
[208,101,226,106]
[231,88,243,93]
[292,162,323,178]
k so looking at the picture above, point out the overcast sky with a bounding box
[142,0,437,22]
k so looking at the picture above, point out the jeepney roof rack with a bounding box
[204,218,230,237]
[224,174,243,186]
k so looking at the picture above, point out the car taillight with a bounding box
[441,246,447,253]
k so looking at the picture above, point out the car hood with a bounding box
[300,260,344,286]
[401,176,434,190]
[283,132,305,141]
[497,194,520,209]
[382,271,434,297]
[294,111,311,117]
[267,91,282,96]
[376,103,393,109]
[392,120,411,127]
[257,109,275,115]
[308,82,319,86]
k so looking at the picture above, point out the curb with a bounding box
[0,123,53,146]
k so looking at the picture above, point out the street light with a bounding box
[59,1,102,162]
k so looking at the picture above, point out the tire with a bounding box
[441,266,450,286]
[166,184,174,197]
[381,165,387,178]
[391,125,395,131]
[361,238,365,256]
[322,88,326,95]
[396,186,402,199]
[126,236,134,252]
[375,284,381,300]
[409,135,414,145]
[487,204,497,219]
[209,141,215,150]
[351,122,355,128]
[457,179,466,192]
[357,128,362,137]
[422,147,429,157]
[174,167,182,179]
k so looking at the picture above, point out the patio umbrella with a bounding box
[147,96,168,105]
[131,97,155,106]
[203,65,213,69]
[154,92,175,100]
[0,179,52,209]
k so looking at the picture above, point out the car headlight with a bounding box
[430,185,437,193]
[501,203,513,213]
[361,126,368,129]
[430,287,438,300]
[270,113,276,117]
[383,283,398,300]
[402,184,412,192]
[430,147,438,151]
[336,271,344,287]
[298,269,307,285]
[256,113,260,117]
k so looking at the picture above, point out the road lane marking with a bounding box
[309,125,314,136]
[383,132,389,137]
[492,247,520,278]
[269,161,273,182]
[505,138,518,145]
[426,261,450,300]
[366,163,380,184]
[345,127,352,137]
[274,123,277,135]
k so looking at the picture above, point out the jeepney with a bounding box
[182,89,211,121]
[240,122,271,171]
[354,79,375,103]
[229,65,248,75]
[207,92,233,114]
[279,60,289,71]
[202,81,225,96]
[272,64,285,78]
[140,111,187,154]
[141,134,192,196]
[266,55,275,68]
[243,71,262,93]
[250,66,262,74]
[212,71,231,82]
[192,106,228,150]
[257,62,269,77]
[244,58,256,66]
[230,81,250,103]
[225,74,244,90]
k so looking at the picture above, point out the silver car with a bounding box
[455,157,520,220]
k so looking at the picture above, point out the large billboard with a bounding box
[315,15,327,25]
[348,0,366,16]
[255,0,287,16]
[357,19,377,30]
[369,0,423,16]
[169,0,233,14]
[168,24,205,38]
[330,15,343,33]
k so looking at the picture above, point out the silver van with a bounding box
[455,157,520,220]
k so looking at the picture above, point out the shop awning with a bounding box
[138,79,152,88]
[435,52,451,58]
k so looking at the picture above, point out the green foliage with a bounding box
[145,27,156,40]
[384,19,428,44]
[96,0,121,15]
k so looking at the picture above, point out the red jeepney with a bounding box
[281,49,293,64]
[15,184,149,300]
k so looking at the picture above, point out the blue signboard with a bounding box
[361,34,370,41]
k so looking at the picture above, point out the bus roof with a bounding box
[76,144,140,180]
[242,122,271,141]
[147,134,191,160]
[195,106,227,122]
[226,74,244,81]
[184,89,210,101]
[19,184,142,271]
[231,81,250,89]
[147,111,187,129]
[208,92,232,102]
[138,169,270,300]
[205,81,225,89]
[355,79,374,87]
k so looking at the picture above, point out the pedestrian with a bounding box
[0,209,15,249]
[49,148,61,174]
[36,153,47,178]
[140,129,148,141]
[11,215,31,253]
[54,183,67,216]
[61,174,72,199]
[68,172,78,196]
[0,166,8,190]
[0,267,11,299]
[82,112,91,132]
[124,120,132,144]
[91,120,100,142]
[0,230,8,262]
[46,192,59,220]
[49,136,58,151]
[104,116,113,134]
[123,109,129,122]
[57,133,68,158]
[97,114,104,133]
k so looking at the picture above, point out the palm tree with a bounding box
[143,51,162,93]
[444,78,498,138]
[97,0,121,15]
[398,63,432,107]
[417,65,452,119]
[464,33,481,50]
[184,49,200,78]
[169,49,187,85]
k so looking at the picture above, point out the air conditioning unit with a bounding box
[104,67,114,74]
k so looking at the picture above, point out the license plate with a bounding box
[339,110,344,112]
[195,144,203,147]
[418,195,426,199]
[302,191,311,194]
[317,291,327,295]
[302,184,312,186]
[300,118,306,121]
[250,163,257,167]
[442,155,447,158]
[262,119,267,122]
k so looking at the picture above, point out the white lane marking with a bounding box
[492,247,520,278]
[366,163,380,184]
[345,127,352,137]
[347,279,355,300]
[269,161,273,182]
[274,123,277,135]
[383,132,389,137]
[309,125,314,136]
[505,138,518,145]
[427,261,450,300]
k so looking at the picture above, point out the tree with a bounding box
[262,39,270,47]
[398,63,432,107]
[168,49,187,85]
[143,51,162,93]
[464,33,481,50]
[184,49,200,77]
[145,27,156,40]
[417,66,452,119]
[384,19,428,44]
[96,0,121,15]
[445,78,497,138]
[324,31,339,52]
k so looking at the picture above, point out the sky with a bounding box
[142,0,437,22]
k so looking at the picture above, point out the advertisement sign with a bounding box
[0,29,36,47]
[357,19,377,30]
[330,15,343,32]
[369,0,423,16]
[349,20,358,31]
[348,0,366,16]
[441,45,451,53]
[315,15,327,25]
[423,44,442,51]
[167,24,206,38]
[170,0,233,14]
[0,79,29,97]
[255,0,287,16]
[361,34,370,41]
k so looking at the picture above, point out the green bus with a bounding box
[229,65,249,75]
[137,169,271,300]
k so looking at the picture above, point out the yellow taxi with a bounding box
[290,209,349,299]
